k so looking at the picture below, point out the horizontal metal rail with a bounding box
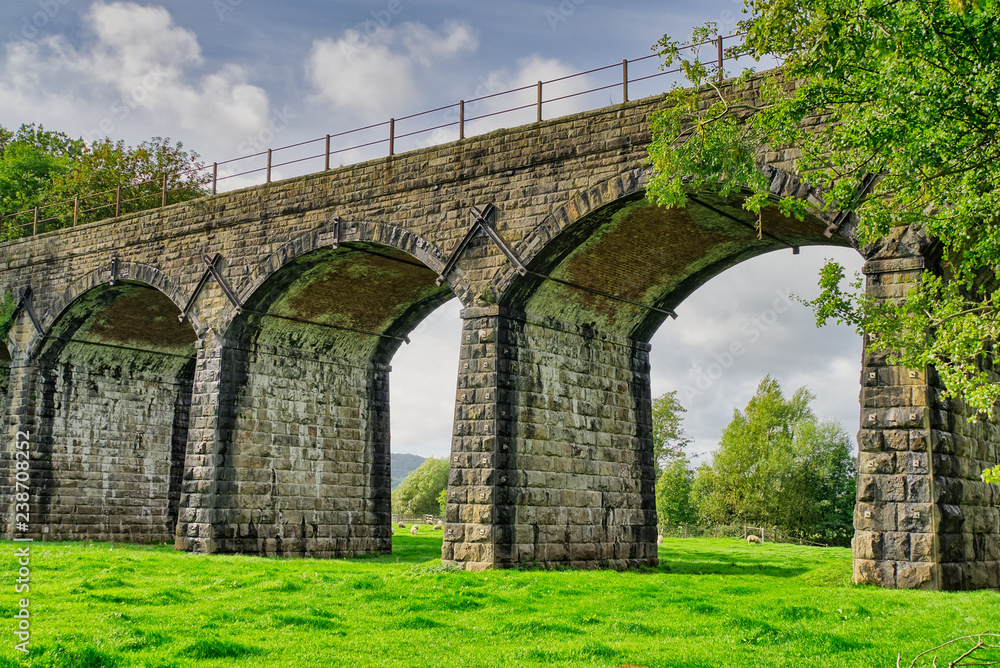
[0,34,746,238]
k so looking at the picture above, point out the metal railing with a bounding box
[0,34,745,240]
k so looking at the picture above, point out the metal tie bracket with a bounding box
[437,204,525,285]
[440,204,677,319]
[824,172,880,238]
[178,253,243,322]
[17,286,42,335]
[176,252,409,343]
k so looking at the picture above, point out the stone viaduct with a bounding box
[0,76,997,590]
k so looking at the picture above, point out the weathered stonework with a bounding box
[443,306,656,569]
[201,339,391,557]
[11,283,196,543]
[0,76,993,588]
[854,226,1000,589]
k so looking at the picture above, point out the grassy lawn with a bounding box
[1,529,997,667]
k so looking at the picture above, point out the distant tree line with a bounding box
[654,377,857,546]
[392,457,448,518]
[390,377,856,544]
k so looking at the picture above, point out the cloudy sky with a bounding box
[0,0,865,462]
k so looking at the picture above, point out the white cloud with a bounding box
[421,54,596,147]
[85,2,201,84]
[649,246,866,463]
[305,20,478,119]
[390,300,463,458]
[0,2,271,153]
[401,21,477,68]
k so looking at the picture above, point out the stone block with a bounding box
[939,562,970,590]
[854,559,895,587]
[853,531,883,560]
[910,532,936,562]
[939,505,966,533]
[896,562,937,589]
[884,532,911,561]
[855,501,897,532]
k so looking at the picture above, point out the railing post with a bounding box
[622,59,629,103]
[459,100,465,140]
[325,134,331,171]
[33,207,38,236]
[389,118,395,157]
[212,162,218,195]
[73,197,79,227]
[161,174,168,208]
[717,35,724,82]
[115,186,121,217]
[536,81,543,122]
[266,149,272,183]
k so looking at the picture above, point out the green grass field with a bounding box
[1,530,997,667]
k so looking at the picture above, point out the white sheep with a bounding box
[410,525,419,536]
[434,521,443,530]
[656,534,664,546]
[747,534,762,545]
[397,521,405,529]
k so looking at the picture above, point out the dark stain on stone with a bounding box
[278,246,444,332]
[89,285,195,349]
[516,190,846,338]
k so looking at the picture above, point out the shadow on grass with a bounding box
[6,536,831,581]
[654,548,814,578]
[347,533,443,564]
[350,536,819,578]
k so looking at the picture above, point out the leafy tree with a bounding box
[437,487,447,516]
[652,390,691,473]
[776,419,856,540]
[391,457,448,517]
[647,2,1000,429]
[650,391,697,528]
[692,376,856,542]
[49,136,209,224]
[689,462,722,525]
[0,124,83,217]
[0,124,208,236]
[655,456,697,528]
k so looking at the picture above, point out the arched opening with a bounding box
[648,245,865,466]
[443,183,857,569]
[214,240,455,557]
[31,282,197,543]
[388,299,463,517]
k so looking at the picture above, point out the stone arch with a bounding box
[26,277,199,544]
[221,219,467,336]
[20,261,204,359]
[443,166,864,571]
[493,166,861,309]
[205,222,461,559]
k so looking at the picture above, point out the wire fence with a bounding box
[392,514,443,528]
[659,523,846,548]
[0,33,748,241]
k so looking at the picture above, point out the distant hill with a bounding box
[390,453,426,491]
